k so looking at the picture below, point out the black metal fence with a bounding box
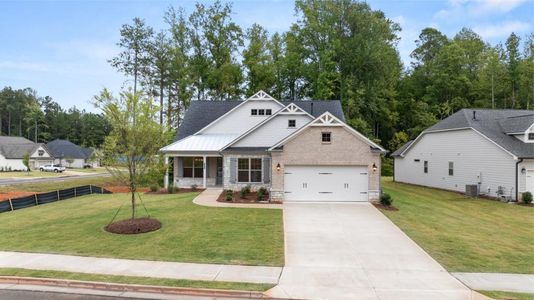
[0,185,112,214]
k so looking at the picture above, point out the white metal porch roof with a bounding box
[160,134,238,152]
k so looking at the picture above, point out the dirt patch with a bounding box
[372,203,399,211]
[0,191,35,201]
[216,190,281,204]
[105,218,162,234]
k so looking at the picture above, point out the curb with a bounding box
[0,276,278,299]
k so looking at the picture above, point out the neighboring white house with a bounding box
[0,136,54,171]
[160,91,386,202]
[392,109,534,202]
[46,139,97,168]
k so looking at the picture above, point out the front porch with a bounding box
[164,155,223,189]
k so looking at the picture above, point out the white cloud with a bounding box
[473,20,531,38]
[435,0,529,20]
[474,0,527,13]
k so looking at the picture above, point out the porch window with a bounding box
[238,158,262,183]
[183,157,204,178]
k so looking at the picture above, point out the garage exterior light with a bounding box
[276,163,281,172]
[372,163,377,173]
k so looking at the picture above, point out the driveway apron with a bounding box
[266,202,474,300]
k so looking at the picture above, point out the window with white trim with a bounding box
[529,133,534,140]
[448,161,454,176]
[251,109,258,116]
[258,109,265,116]
[322,132,331,143]
[266,109,272,115]
[183,157,203,178]
[38,150,44,156]
[237,158,262,183]
[288,119,296,128]
[424,161,428,174]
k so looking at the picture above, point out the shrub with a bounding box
[149,184,159,192]
[380,193,393,206]
[523,192,533,204]
[257,189,265,201]
[240,185,251,198]
[225,190,233,201]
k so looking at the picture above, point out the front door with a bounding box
[216,157,223,185]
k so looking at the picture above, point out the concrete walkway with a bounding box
[266,202,481,300]
[193,188,282,209]
[0,252,282,285]
[453,272,534,294]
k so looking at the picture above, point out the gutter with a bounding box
[515,158,523,202]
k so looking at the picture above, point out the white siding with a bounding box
[56,158,85,168]
[394,129,517,199]
[201,101,283,136]
[519,159,534,194]
[0,154,27,171]
[233,114,312,147]
[30,145,52,159]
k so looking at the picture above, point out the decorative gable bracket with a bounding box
[279,103,313,116]
[247,90,276,101]
[310,112,343,126]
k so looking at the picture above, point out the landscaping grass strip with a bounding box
[478,290,534,300]
[380,178,534,274]
[0,268,274,292]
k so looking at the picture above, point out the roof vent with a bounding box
[472,110,477,120]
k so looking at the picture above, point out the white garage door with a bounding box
[527,170,534,194]
[284,165,369,202]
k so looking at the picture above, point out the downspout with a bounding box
[515,158,523,202]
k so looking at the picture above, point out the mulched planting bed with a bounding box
[216,191,281,204]
[372,203,399,211]
[104,186,150,193]
[105,218,162,234]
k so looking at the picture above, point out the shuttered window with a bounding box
[237,158,262,183]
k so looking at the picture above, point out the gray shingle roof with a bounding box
[396,109,534,158]
[46,139,93,159]
[175,100,345,141]
[0,136,40,159]
[391,140,413,157]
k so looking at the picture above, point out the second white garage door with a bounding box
[284,165,369,202]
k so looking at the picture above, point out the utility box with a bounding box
[465,185,479,197]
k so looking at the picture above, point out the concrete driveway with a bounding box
[266,203,475,300]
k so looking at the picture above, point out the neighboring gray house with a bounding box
[46,139,96,168]
[392,109,534,201]
[0,136,54,171]
[160,91,386,202]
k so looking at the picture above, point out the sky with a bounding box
[0,0,533,112]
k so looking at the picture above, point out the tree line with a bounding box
[0,87,110,147]
[110,0,533,153]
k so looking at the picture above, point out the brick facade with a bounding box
[270,126,381,201]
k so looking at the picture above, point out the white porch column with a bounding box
[202,155,207,188]
[164,155,169,189]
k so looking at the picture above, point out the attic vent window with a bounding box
[288,119,296,128]
[414,159,420,162]
[258,109,265,116]
[251,109,258,116]
[266,109,272,115]
[38,150,44,157]
[529,133,534,140]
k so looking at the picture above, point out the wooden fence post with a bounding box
[34,194,38,205]
[90,185,93,194]
[74,187,77,198]
[57,190,60,201]
[8,198,13,211]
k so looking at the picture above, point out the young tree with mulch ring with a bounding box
[94,89,169,234]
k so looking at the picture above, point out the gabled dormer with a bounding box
[196,90,285,136]
[501,113,534,144]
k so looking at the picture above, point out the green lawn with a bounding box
[381,178,534,273]
[1,176,114,193]
[0,268,274,292]
[479,291,534,300]
[0,192,284,266]
[0,171,64,178]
